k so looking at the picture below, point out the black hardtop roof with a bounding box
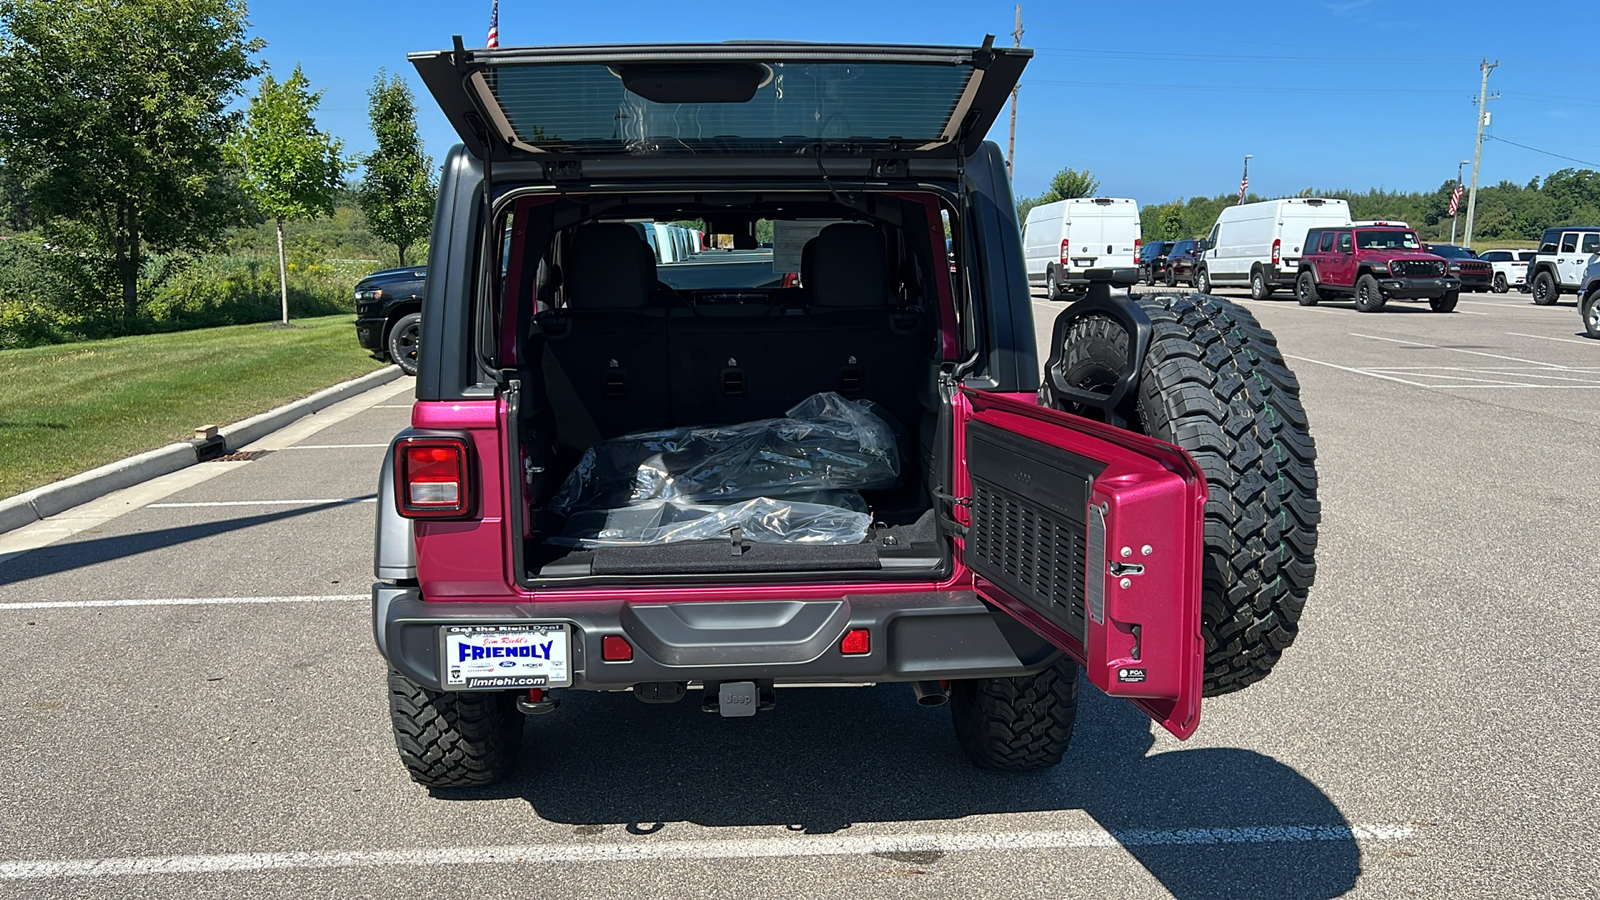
[410,38,1030,163]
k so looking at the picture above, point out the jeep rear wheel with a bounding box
[1295,271,1320,306]
[1196,267,1211,294]
[1164,266,1178,287]
[1492,274,1508,293]
[1531,271,1559,306]
[1584,291,1600,339]
[1047,268,1062,301]
[388,669,523,787]
[1048,295,1320,696]
[1430,290,1459,313]
[951,656,1079,770]
[1250,268,1273,300]
[1354,275,1386,312]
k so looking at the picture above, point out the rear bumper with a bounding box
[1379,276,1460,299]
[373,585,1060,692]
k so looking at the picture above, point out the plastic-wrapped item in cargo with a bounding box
[549,392,900,517]
[551,492,872,548]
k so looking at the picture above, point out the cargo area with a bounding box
[504,192,957,583]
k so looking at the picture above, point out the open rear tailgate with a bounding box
[958,389,1206,738]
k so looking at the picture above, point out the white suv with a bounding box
[1476,248,1534,294]
[1528,227,1600,305]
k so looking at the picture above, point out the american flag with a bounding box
[1447,181,1464,217]
[1237,173,1248,205]
[487,0,500,49]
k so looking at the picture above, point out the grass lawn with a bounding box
[0,315,390,499]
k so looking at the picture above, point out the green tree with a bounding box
[0,0,261,320]
[1015,167,1102,222]
[227,65,349,325]
[358,71,435,266]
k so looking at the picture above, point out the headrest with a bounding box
[566,223,653,309]
[800,237,817,288]
[809,223,889,307]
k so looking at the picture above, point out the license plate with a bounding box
[1072,258,1095,267]
[442,624,572,689]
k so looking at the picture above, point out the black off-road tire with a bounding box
[950,657,1080,770]
[1430,290,1459,313]
[1047,294,1320,696]
[388,669,523,787]
[1250,268,1273,300]
[1354,275,1387,312]
[1196,267,1211,295]
[1492,274,1508,294]
[387,312,422,376]
[1295,271,1320,306]
[1583,290,1600,339]
[1531,271,1559,306]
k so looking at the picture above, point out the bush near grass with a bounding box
[0,314,388,499]
[0,244,387,348]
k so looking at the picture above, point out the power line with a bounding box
[1483,135,1600,169]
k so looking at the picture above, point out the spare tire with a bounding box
[1046,293,1320,696]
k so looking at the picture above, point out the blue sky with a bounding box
[249,0,1596,207]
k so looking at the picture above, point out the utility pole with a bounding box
[1462,58,1499,250]
[1006,4,1022,178]
[1450,159,1468,244]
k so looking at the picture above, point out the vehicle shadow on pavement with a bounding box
[0,500,366,586]
[438,681,1360,899]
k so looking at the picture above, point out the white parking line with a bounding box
[0,594,365,611]
[1349,333,1571,369]
[1282,354,1430,386]
[1505,332,1599,346]
[146,498,377,508]
[0,823,1417,880]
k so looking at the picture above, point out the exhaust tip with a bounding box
[911,681,949,707]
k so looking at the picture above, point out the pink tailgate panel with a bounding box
[960,390,1207,739]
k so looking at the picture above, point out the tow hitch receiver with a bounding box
[703,681,776,717]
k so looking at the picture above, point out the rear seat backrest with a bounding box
[667,223,928,443]
[536,224,671,448]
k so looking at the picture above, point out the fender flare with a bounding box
[1039,268,1151,429]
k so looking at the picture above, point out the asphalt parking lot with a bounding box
[2,291,1597,899]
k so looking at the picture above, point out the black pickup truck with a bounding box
[354,265,427,375]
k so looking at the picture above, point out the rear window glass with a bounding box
[1479,250,1507,262]
[484,63,972,152]
[1337,233,1352,253]
[1319,232,1335,252]
[1560,233,1579,253]
[1582,234,1599,253]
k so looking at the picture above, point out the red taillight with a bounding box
[394,436,472,518]
[1133,238,1142,265]
[601,635,634,662]
[840,628,871,655]
[1272,238,1281,265]
[1059,239,1070,266]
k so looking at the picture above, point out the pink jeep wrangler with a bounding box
[373,39,1319,786]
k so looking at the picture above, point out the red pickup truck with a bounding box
[1294,226,1461,312]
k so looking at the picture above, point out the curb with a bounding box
[0,366,405,536]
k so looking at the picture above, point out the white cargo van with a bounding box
[1021,197,1142,299]
[1196,198,1352,298]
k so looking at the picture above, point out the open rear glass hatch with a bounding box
[410,41,1030,160]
